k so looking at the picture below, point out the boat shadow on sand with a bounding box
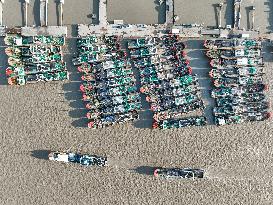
[62,38,89,128]
[18,0,25,27]
[91,0,100,25]
[129,47,154,129]
[30,150,51,160]
[0,38,8,85]
[154,0,166,24]
[55,0,60,26]
[185,40,215,125]
[63,75,88,128]
[224,0,234,27]
[0,65,7,85]
[131,166,158,176]
[265,0,273,32]
[133,93,154,129]
[33,0,41,27]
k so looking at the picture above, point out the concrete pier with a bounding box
[0,0,4,26]
[99,0,107,26]
[251,6,255,31]
[24,0,30,27]
[40,0,48,26]
[78,24,166,37]
[234,0,242,29]
[4,0,68,37]
[1,0,268,39]
[165,0,174,25]
[218,3,224,28]
[21,26,67,36]
[60,0,64,26]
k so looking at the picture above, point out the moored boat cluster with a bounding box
[129,35,206,129]
[205,38,271,125]
[74,35,141,129]
[4,35,68,85]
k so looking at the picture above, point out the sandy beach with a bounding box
[1,0,273,205]
[0,37,273,204]
[3,0,94,27]
[3,0,272,33]
[107,0,165,24]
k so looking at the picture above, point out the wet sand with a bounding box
[240,0,271,33]
[62,0,94,25]
[2,0,272,34]
[175,0,271,33]
[3,0,93,27]
[1,38,273,204]
[107,0,165,24]
[3,0,22,27]
[3,0,160,27]
[1,0,273,205]
[175,0,226,27]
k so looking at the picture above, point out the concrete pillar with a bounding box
[218,3,223,28]
[45,0,48,26]
[99,0,107,26]
[60,0,64,26]
[165,0,174,25]
[0,0,4,26]
[234,0,242,29]
[25,0,30,27]
[251,6,255,31]
[40,0,48,26]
